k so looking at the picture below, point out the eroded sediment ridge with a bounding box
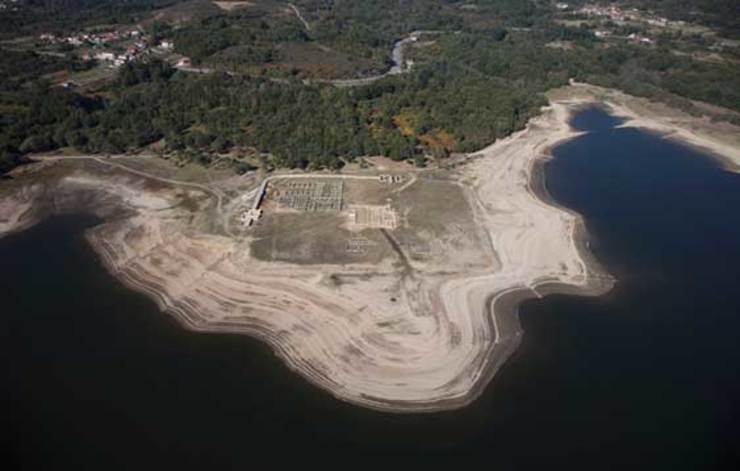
[9,91,718,412]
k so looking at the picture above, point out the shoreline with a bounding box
[427,101,616,412]
[564,82,740,173]
[1,86,737,413]
[610,103,740,173]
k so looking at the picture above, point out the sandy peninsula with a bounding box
[1,85,736,412]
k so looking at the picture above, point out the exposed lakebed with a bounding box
[3,107,738,467]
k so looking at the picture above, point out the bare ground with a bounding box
[2,84,737,412]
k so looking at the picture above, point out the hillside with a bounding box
[1,0,739,173]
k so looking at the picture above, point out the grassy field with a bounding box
[271,42,378,79]
[250,211,393,265]
[392,178,490,270]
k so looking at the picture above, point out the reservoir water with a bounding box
[2,107,739,467]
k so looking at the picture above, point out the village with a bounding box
[38,28,174,69]
[549,1,740,57]
[0,19,210,92]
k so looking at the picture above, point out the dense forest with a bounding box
[172,7,310,68]
[1,0,739,174]
[433,27,740,112]
[0,56,543,172]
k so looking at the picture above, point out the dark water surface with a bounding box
[3,107,739,467]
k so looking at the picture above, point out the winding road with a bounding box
[288,3,311,31]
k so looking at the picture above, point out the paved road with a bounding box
[321,31,441,87]
[175,30,441,88]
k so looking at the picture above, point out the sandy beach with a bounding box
[1,85,737,412]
